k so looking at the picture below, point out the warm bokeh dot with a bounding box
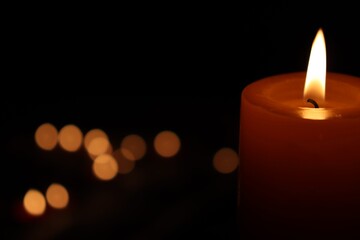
[88,143,113,161]
[93,154,119,181]
[46,183,69,209]
[84,129,109,150]
[87,137,111,156]
[213,147,239,174]
[58,124,83,152]
[113,148,135,174]
[154,131,181,158]
[35,123,58,150]
[120,134,147,161]
[23,189,46,216]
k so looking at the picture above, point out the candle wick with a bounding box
[307,98,319,108]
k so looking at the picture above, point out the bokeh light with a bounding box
[84,129,109,150]
[35,123,58,150]
[213,147,239,174]
[46,183,69,209]
[154,131,181,158]
[113,148,135,174]
[84,129,111,160]
[88,137,111,156]
[58,124,83,152]
[93,154,119,181]
[88,143,113,161]
[120,134,147,161]
[23,189,46,216]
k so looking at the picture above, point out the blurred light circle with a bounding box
[93,154,119,181]
[120,134,147,161]
[58,124,83,152]
[88,137,111,156]
[46,183,69,209]
[154,131,181,158]
[88,142,113,161]
[213,147,239,174]
[23,189,46,216]
[84,129,108,150]
[35,123,58,150]
[113,148,135,174]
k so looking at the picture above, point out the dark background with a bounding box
[2,2,359,239]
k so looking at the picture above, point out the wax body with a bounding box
[238,72,360,238]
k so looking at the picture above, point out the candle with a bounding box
[239,29,360,239]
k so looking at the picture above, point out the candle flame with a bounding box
[303,28,326,101]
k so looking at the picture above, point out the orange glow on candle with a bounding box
[239,27,360,237]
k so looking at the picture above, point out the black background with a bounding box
[2,2,359,239]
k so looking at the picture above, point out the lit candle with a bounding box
[239,29,360,238]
